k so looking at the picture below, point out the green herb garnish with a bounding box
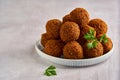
[84,29,98,49]
[84,30,95,40]
[89,29,95,35]
[44,65,57,76]
[99,34,108,43]
[87,40,98,49]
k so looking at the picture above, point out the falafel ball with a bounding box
[46,19,62,39]
[80,25,96,37]
[70,8,90,26]
[63,41,84,59]
[83,41,103,58]
[88,18,108,35]
[41,33,55,47]
[63,14,73,23]
[77,25,96,45]
[44,40,64,57]
[97,34,113,53]
[60,22,80,43]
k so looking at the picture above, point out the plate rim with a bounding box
[35,40,114,66]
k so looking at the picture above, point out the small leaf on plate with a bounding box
[87,40,98,49]
[100,34,108,43]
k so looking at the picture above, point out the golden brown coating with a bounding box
[102,38,113,53]
[44,40,64,57]
[97,34,113,53]
[88,18,108,35]
[46,19,62,39]
[80,25,96,37]
[77,25,96,45]
[70,8,89,26]
[40,7,113,59]
[41,33,56,47]
[60,22,80,43]
[83,41,103,58]
[63,41,84,59]
[63,14,73,23]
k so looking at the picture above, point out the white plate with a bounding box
[35,40,113,67]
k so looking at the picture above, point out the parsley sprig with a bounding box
[84,29,97,49]
[44,65,57,76]
[84,30,95,40]
[87,40,98,49]
[99,34,108,43]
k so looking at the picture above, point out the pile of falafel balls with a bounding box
[41,8,113,59]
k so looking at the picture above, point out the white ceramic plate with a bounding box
[35,40,113,67]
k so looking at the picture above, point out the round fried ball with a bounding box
[63,41,84,59]
[80,25,96,37]
[83,41,103,58]
[97,34,113,53]
[60,22,80,43]
[41,33,55,47]
[88,18,108,35]
[63,14,73,23]
[70,8,90,26]
[44,40,64,57]
[46,19,62,39]
[77,25,96,45]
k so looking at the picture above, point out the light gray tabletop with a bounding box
[0,0,119,80]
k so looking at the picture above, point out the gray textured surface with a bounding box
[0,0,119,80]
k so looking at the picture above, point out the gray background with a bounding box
[0,0,119,80]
